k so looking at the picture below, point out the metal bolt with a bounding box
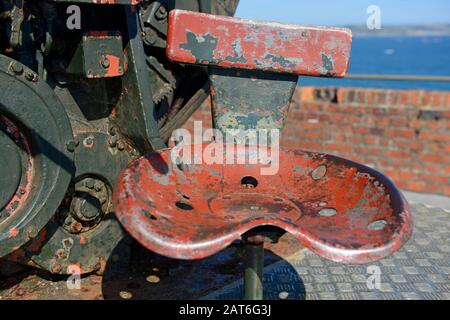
[26,226,38,239]
[117,140,125,151]
[109,126,117,136]
[15,288,25,297]
[101,56,110,69]
[143,29,157,46]
[155,5,168,20]
[70,221,83,233]
[51,263,62,273]
[85,179,95,189]
[25,71,38,82]
[10,62,23,75]
[108,137,117,148]
[66,140,78,152]
[78,198,101,220]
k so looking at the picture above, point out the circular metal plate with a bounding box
[0,56,74,258]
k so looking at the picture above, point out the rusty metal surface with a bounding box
[114,143,412,263]
[167,10,352,77]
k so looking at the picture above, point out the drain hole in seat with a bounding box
[241,176,258,189]
[175,201,194,211]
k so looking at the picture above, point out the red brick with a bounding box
[376,92,387,105]
[336,88,346,104]
[419,132,450,142]
[422,91,431,106]
[386,90,399,106]
[431,92,444,107]
[446,92,450,108]
[324,143,353,152]
[410,91,421,107]
[419,153,449,163]
[385,128,416,138]
[399,91,410,105]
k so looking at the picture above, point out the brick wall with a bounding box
[181,87,450,196]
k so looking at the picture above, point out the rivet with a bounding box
[10,62,23,75]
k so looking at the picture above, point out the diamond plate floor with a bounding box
[202,203,450,300]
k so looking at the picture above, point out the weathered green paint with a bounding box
[321,53,335,75]
[180,31,219,64]
[209,67,297,134]
[113,6,166,152]
[65,32,125,78]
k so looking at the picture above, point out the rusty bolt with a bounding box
[117,140,125,151]
[51,263,62,273]
[15,288,25,297]
[10,62,23,75]
[108,137,117,148]
[70,221,83,234]
[101,56,110,69]
[155,5,168,20]
[25,70,38,82]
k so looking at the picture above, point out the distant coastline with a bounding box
[347,24,450,37]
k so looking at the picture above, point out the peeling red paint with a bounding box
[167,10,352,77]
[8,227,19,238]
[114,143,412,264]
[104,54,123,77]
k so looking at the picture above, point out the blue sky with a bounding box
[235,0,450,26]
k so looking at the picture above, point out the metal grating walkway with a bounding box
[203,203,450,300]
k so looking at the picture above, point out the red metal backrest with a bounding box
[167,10,352,77]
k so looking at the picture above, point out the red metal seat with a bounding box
[114,143,412,263]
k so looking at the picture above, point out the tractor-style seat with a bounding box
[114,143,412,263]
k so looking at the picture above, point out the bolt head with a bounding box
[155,5,168,19]
[85,179,95,189]
[101,56,110,69]
[66,140,78,152]
[25,71,38,82]
[11,62,23,75]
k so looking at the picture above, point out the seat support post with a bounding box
[243,241,264,300]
